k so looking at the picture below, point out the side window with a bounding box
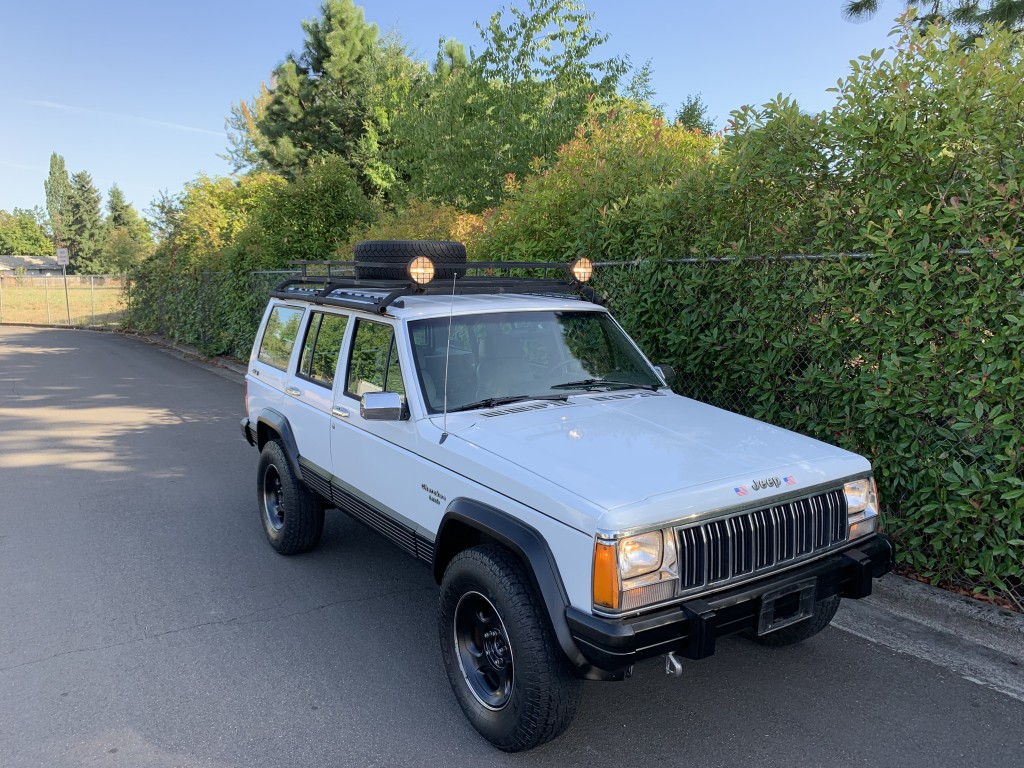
[298,312,349,388]
[257,306,304,371]
[346,320,405,399]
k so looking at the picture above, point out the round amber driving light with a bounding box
[571,257,593,283]
[408,256,435,285]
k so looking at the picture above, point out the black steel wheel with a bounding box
[438,544,582,752]
[453,591,515,710]
[354,240,467,280]
[256,440,324,555]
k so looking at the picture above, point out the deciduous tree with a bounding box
[392,0,628,212]
[44,153,71,247]
[0,209,55,256]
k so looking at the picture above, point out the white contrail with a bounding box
[25,100,224,137]
[0,159,45,172]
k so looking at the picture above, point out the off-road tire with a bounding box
[748,594,841,647]
[354,240,467,280]
[438,544,582,752]
[257,440,324,555]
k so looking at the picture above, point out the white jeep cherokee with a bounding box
[241,240,894,752]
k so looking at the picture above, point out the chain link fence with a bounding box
[0,274,127,327]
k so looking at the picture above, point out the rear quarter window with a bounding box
[257,305,304,371]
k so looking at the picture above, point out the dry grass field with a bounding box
[0,276,126,327]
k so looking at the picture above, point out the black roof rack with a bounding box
[269,260,601,314]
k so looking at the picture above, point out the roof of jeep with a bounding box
[273,289,605,321]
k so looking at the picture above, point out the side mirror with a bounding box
[654,364,677,389]
[360,391,408,421]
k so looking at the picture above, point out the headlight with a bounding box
[844,477,880,540]
[593,530,679,613]
[618,531,662,580]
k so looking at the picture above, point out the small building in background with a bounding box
[0,255,62,276]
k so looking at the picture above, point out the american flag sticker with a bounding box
[734,486,749,496]
[783,476,796,486]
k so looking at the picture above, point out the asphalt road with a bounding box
[1,326,1021,768]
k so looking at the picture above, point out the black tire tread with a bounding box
[354,240,467,280]
[439,544,581,752]
[257,440,324,555]
[749,594,841,647]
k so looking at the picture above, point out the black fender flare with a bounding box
[255,409,303,482]
[434,499,619,680]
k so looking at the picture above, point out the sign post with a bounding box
[56,248,71,326]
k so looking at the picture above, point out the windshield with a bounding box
[409,310,661,414]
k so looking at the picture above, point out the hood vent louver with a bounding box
[481,401,571,418]
[591,391,666,403]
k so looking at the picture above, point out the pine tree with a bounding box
[256,0,379,178]
[842,1,1024,37]
[224,82,273,172]
[44,153,72,248]
[675,94,716,135]
[106,184,131,228]
[100,184,152,271]
[66,171,105,273]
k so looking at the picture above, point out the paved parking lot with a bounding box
[1,326,1021,767]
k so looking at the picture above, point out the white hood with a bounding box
[444,392,869,533]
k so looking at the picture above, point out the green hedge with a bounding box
[599,250,1023,605]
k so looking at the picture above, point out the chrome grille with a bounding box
[675,489,848,593]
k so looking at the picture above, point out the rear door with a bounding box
[283,310,351,483]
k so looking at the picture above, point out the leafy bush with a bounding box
[473,105,718,262]
[231,156,376,269]
[343,198,485,256]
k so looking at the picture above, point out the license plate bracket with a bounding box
[757,577,818,636]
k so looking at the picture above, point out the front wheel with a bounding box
[438,545,582,752]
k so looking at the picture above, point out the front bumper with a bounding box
[566,534,894,673]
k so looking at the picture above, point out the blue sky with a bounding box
[0,1,902,217]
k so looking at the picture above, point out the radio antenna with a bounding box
[439,270,457,444]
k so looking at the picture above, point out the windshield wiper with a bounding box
[446,394,569,414]
[550,378,660,392]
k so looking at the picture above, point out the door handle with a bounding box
[285,386,301,397]
[332,406,350,418]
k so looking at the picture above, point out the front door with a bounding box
[329,318,434,555]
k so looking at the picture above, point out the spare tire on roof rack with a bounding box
[354,240,467,280]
